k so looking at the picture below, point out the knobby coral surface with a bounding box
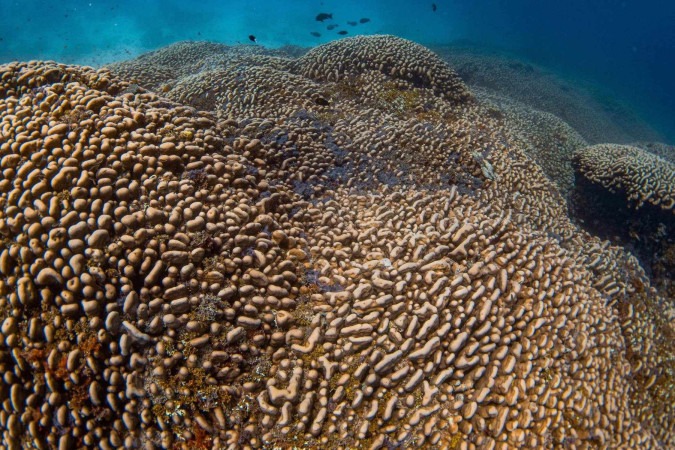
[0,36,673,450]
[574,144,675,212]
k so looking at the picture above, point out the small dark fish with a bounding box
[327,24,338,30]
[316,13,333,22]
[347,21,357,26]
[337,30,348,35]
[359,18,370,24]
[248,35,257,43]
[432,3,437,12]
[310,31,321,37]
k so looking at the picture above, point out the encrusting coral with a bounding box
[0,36,673,449]
[633,141,675,164]
[574,143,675,212]
[472,89,588,197]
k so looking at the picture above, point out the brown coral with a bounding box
[633,141,675,164]
[574,144,675,212]
[473,90,588,196]
[106,41,292,93]
[0,60,309,449]
[289,35,473,104]
[252,186,654,448]
[0,37,673,450]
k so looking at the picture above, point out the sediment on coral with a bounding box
[0,37,673,449]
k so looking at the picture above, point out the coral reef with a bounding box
[106,41,293,95]
[434,45,663,144]
[288,35,473,104]
[574,144,675,212]
[633,141,675,164]
[472,89,588,197]
[572,143,675,310]
[0,36,673,449]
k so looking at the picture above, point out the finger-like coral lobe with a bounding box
[0,36,673,450]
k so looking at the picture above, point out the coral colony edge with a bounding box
[0,36,673,449]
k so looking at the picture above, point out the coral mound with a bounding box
[107,40,292,94]
[107,35,473,119]
[633,141,675,164]
[572,144,675,305]
[0,38,674,450]
[0,60,305,448]
[289,35,473,104]
[574,144,675,212]
[474,90,588,197]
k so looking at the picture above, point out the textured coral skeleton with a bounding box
[0,36,673,449]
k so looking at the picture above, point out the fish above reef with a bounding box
[337,30,348,35]
[432,3,437,12]
[310,32,321,37]
[359,18,370,24]
[316,12,333,22]
[248,35,257,43]
[347,21,357,26]
[327,24,338,30]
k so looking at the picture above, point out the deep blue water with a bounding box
[1,0,673,142]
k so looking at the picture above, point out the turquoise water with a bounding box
[0,0,462,62]
[1,0,673,141]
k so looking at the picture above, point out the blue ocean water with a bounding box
[1,0,674,141]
